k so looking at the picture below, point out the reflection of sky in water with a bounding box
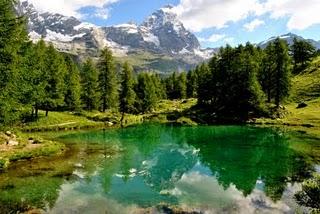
[49,170,301,214]
[48,141,303,214]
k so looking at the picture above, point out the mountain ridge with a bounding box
[16,1,216,73]
[16,1,320,73]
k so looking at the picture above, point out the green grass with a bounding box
[0,132,66,171]
[20,111,105,132]
[291,56,320,102]
[255,56,320,137]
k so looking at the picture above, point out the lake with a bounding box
[0,124,319,213]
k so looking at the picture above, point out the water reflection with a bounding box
[0,124,319,213]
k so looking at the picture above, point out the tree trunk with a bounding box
[120,111,125,128]
[35,108,39,118]
[31,107,34,119]
[103,97,107,112]
[267,89,271,103]
[46,109,49,117]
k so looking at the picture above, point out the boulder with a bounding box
[7,140,19,146]
[297,102,308,109]
[5,131,12,137]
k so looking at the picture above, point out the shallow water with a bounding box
[0,124,319,213]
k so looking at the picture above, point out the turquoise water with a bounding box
[0,124,319,213]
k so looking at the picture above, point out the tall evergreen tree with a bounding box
[98,47,119,112]
[64,56,81,111]
[136,73,158,112]
[20,40,47,118]
[120,62,136,115]
[42,44,66,116]
[176,72,187,99]
[81,59,99,111]
[187,69,198,98]
[259,43,276,103]
[0,0,28,124]
[292,38,316,74]
[273,38,291,107]
[197,63,212,106]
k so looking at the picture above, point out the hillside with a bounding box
[256,56,320,135]
[291,56,320,102]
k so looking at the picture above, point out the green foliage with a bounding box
[273,38,291,107]
[295,174,320,212]
[187,69,198,98]
[197,43,265,120]
[0,0,28,124]
[135,73,160,112]
[98,47,119,112]
[20,40,47,118]
[292,38,316,74]
[165,72,187,100]
[64,56,81,111]
[41,44,66,115]
[120,62,136,114]
[81,59,99,111]
[259,39,291,107]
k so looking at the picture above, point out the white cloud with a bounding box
[173,0,263,32]
[173,0,320,32]
[223,37,235,44]
[261,0,320,30]
[199,34,235,45]
[243,19,265,32]
[27,0,119,19]
[199,34,226,43]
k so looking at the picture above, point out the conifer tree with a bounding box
[136,73,158,112]
[120,62,136,115]
[42,44,66,116]
[64,56,81,111]
[273,38,291,107]
[81,59,99,111]
[176,72,187,99]
[187,70,198,98]
[98,47,119,112]
[20,40,47,118]
[0,0,28,124]
[259,43,276,103]
[292,38,316,74]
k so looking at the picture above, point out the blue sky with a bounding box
[28,0,320,48]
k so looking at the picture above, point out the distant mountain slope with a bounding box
[258,33,320,49]
[16,1,216,73]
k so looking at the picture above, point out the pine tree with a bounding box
[0,0,28,124]
[81,59,99,111]
[98,47,119,112]
[42,44,66,116]
[259,43,276,103]
[64,55,81,111]
[292,38,316,74]
[136,73,158,112]
[176,72,187,99]
[273,38,291,107]
[187,69,198,98]
[20,40,47,118]
[197,63,211,106]
[151,74,167,100]
[120,62,136,115]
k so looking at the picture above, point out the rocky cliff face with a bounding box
[16,1,216,73]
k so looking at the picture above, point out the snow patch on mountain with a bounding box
[45,29,86,42]
[74,22,96,30]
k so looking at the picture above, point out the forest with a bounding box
[0,0,318,126]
